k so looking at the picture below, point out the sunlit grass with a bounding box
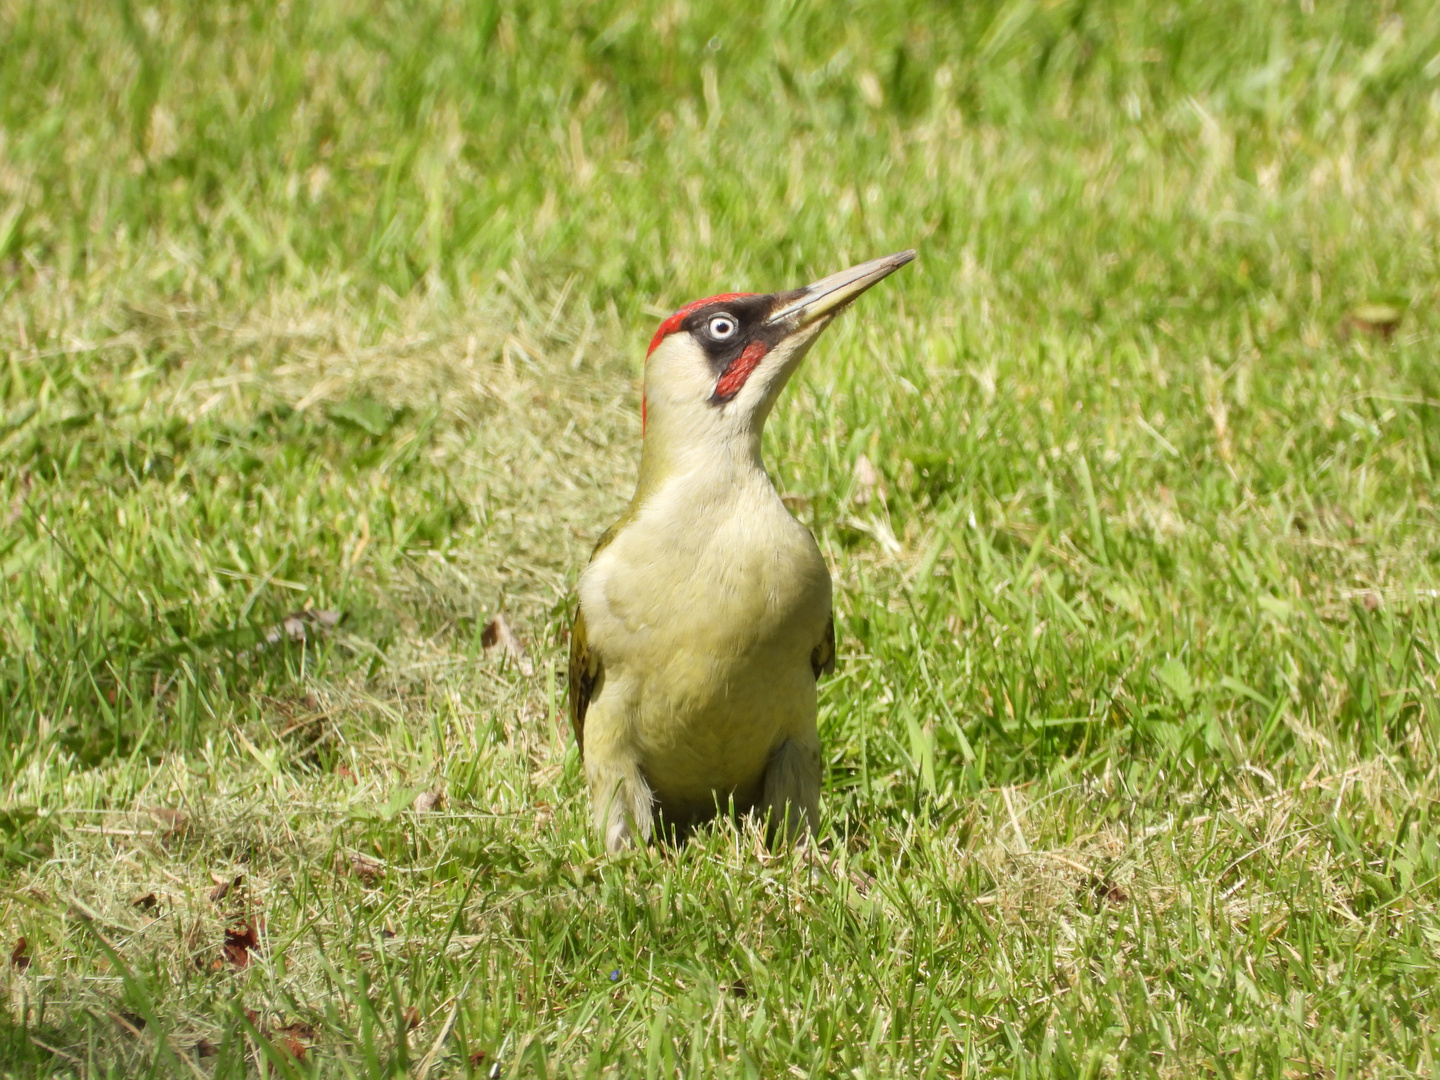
[2,0,1440,1075]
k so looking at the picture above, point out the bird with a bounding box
[568,250,915,852]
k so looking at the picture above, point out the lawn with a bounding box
[2,0,1440,1075]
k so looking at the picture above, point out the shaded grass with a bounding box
[2,0,1440,1075]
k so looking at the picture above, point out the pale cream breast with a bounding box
[578,463,831,811]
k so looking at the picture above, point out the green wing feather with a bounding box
[811,613,836,680]
[568,522,623,759]
[568,603,598,758]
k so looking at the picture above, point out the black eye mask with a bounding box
[679,292,800,378]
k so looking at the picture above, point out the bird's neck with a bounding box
[633,416,768,507]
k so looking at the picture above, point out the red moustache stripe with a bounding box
[713,340,769,401]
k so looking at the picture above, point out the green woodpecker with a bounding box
[569,250,914,852]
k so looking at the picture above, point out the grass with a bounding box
[3,0,1440,1074]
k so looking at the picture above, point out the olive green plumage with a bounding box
[565,251,913,852]
[569,549,835,763]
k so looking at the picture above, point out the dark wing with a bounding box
[568,601,599,759]
[810,612,836,680]
[568,522,623,759]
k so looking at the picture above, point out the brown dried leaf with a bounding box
[347,853,385,884]
[336,763,357,784]
[10,937,30,971]
[480,613,534,676]
[223,922,259,969]
[195,1038,217,1058]
[209,874,242,904]
[1341,302,1403,340]
[276,1021,315,1060]
[1085,875,1129,907]
[413,788,443,814]
[470,1048,502,1078]
[265,609,343,646]
[402,1006,421,1030]
[145,806,190,837]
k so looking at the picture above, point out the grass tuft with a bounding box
[3,0,1440,1075]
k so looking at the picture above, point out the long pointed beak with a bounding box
[765,250,916,331]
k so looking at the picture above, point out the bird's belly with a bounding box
[588,544,829,819]
[631,647,818,819]
[579,471,832,823]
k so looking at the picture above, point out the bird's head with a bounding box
[639,251,915,461]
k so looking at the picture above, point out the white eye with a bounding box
[708,314,737,340]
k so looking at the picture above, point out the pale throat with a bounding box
[634,404,769,506]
